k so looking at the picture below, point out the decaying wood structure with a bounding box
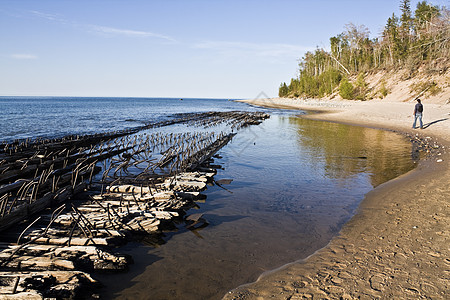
[0,110,269,299]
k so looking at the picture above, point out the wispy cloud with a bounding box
[90,25,176,42]
[30,10,64,22]
[194,41,314,59]
[29,10,176,43]
[11,54,38,60]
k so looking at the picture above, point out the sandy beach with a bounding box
[223,98,450,299]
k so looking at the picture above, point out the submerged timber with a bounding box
[0,111,269,299]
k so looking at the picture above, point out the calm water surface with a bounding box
[96,112,416,300]
[0,97,416,299]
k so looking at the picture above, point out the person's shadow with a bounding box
[422,118,449,129]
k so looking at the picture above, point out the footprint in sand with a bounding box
[369,273,389,291]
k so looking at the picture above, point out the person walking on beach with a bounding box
[412,98,423,129]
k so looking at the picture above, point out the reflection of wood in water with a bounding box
[0,111,269,298]
[100,114,419,300]
[0,111,269,230]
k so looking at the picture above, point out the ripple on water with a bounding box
[96,114,416,300]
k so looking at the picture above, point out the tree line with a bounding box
[279,0,449,100]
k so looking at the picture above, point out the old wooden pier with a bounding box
[0,111,269,299]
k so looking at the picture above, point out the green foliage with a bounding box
[409,80,441,97]
[415,1,440,28]
[278,0,448,99]
[384,13,405,62]
[278,82,289,98]
[354,73,368,100]
[339,78,354,99]
[318,69,342,95]
[429,82,442,96]
[378,79,389,98]
[411,1,442,62]
[400,0,413,35]
[285,68,342,98]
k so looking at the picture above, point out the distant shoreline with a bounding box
[225,97,450,299]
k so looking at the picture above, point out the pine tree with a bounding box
[383,13,400,64]
[354,73,368,100]
[399,0,412,58]
[400,0,412,33]
[277,0,448,99]
[339,78,354,99]
[414,1,439,28]
[278,82,289,98]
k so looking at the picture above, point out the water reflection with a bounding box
[98,113,417,300]
[287,116,416,187]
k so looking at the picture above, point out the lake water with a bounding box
[0,97,416,299]
[0,97,250,141]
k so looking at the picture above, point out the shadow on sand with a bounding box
[422,118,449,129]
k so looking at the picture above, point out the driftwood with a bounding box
[0,270,98,299]
[0,110,270,298]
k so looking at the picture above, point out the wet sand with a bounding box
[224,98,449,299]
[96,113,416,300]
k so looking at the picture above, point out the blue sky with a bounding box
[0,0,442,98]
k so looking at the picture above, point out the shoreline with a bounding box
[224,98,449,299]
[237,98,450,142]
